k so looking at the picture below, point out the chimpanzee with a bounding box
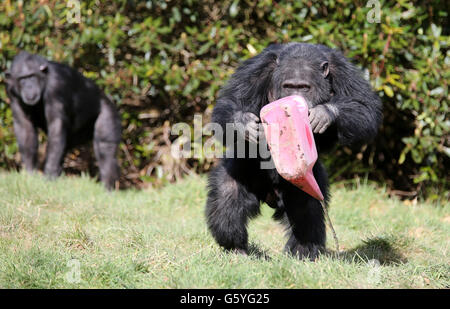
[4,51,121,190]
[205,43,382,259]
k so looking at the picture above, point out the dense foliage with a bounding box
[0,0,448,198]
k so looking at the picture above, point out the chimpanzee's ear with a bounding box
[39,64,48,73]
[320,61,329,78]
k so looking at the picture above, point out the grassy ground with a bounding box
[0,171,448,288]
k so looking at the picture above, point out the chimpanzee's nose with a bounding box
[282,79,311,92]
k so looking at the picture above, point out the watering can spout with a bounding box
[292,170,324,201]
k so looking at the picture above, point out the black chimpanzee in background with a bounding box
[206,43,382,259]
[5,51,121,190]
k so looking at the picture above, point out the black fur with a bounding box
[5,51,121,190]
[206,43,382,259]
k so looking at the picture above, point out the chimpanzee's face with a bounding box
[6,53,48,106]
[18,74,45,105]
[268,44,332,108]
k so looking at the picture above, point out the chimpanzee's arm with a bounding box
[315,45,382,146]
[212,44,282,144]
[10,99,38,171]
[212,97,265,145]
[325,93,382,146]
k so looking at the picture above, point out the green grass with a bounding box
[0,171,448,288]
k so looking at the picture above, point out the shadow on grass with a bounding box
[329,236,408,265]
[230,236,408,265]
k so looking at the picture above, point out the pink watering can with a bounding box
[260,95,324,201]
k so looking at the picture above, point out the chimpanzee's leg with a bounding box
[93,98,121,190]
[205,159,261,253]
[281,162,329,260]
[11,101,38,172]
[44,118,67,178]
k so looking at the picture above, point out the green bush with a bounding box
[0,0,448,198]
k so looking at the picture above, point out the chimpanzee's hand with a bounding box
[233,111,265,144]
[309,104,339,134]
